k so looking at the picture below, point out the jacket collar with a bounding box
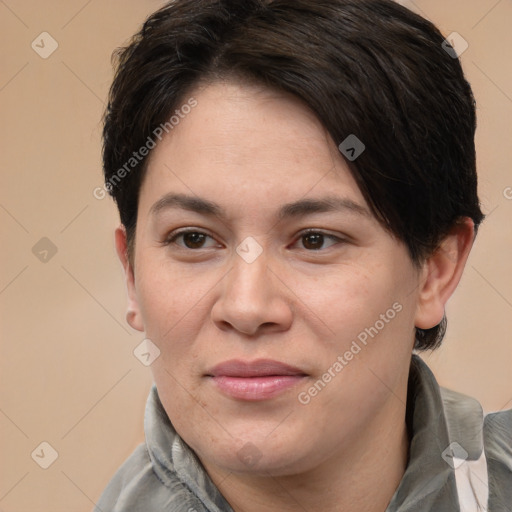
[386,355,459,510]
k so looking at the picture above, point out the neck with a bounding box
[203,398,409,512]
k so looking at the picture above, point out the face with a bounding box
[120,81,427,477]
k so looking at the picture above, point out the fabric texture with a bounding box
[94,355,512,512]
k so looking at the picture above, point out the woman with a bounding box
[96,0,511,510]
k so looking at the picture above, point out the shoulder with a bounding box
[440,386,512,509]
[94,443,206,512]
[440,386,512,454]
[483,407,512,472]
[439,386,512,467]
[484,407,512,441]
[483,408,512,510]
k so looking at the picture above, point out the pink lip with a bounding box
[206,359,307,401]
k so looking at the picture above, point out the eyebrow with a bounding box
[149,193,370,221]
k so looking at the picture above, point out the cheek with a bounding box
[297,264,389,334]
[133,269,209,385]
[135,254,215,335]
[303,261,417,373]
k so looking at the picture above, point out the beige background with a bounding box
[1,0,511,510]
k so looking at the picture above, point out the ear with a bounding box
[115,225,144,332]
[415,217,476,330]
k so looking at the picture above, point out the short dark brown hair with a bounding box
[102,0,484,350]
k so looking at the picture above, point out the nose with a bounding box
[211,248,293,336]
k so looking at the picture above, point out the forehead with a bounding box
[138,81,369,218]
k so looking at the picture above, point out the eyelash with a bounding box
[163,228,345,251]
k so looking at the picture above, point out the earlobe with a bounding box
[114,225,145,332]
[414,218,475,330]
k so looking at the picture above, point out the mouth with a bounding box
[205,359,308,401]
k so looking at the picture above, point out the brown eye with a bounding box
[164,229,219,249]
[302,233,325,250]
[182,232,207,249]
[295,230,343,251]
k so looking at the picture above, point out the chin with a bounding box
[193,432,313,477]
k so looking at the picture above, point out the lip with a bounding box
[207,359,306,378]
[206,359,308,401]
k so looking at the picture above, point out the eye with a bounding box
[163,229,220,249]
[293,230,344,251]
[163,228,344,252]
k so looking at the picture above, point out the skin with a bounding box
[115,81,475,511]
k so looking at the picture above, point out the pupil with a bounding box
[304,233,323,250]
[184,232,205,248]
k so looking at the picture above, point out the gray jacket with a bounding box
[94,356,512,511]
